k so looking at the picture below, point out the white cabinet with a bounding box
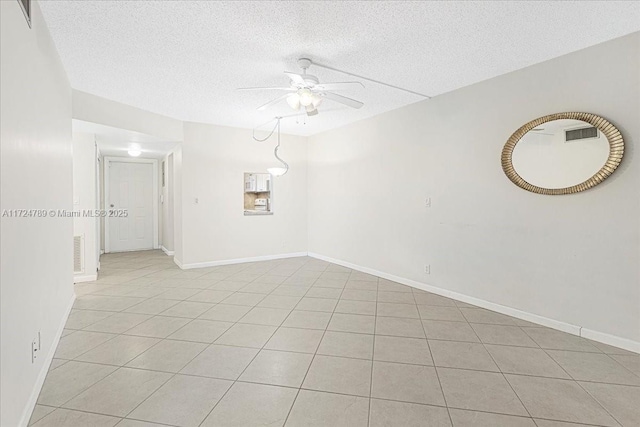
[245,174,256,192]
[245,173,270,193]
[256,174,270,192]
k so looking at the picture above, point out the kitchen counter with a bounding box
[244,210,273,216]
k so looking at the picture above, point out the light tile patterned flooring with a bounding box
[31,250,639,427]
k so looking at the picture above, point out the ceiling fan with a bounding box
[237,58,365,116]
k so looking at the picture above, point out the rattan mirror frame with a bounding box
[501,112,624,195]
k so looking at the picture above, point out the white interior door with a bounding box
[108,161,154,252]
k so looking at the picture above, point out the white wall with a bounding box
[308,33,640,346]
[72,90,183,141]
[178,122,308,266]
[0,1,74,426]
[161,153,175,252]
[72,132,99,281]
[99,153,105,252]
[174,147,184,261]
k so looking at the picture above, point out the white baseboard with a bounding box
[308,252,639,354]
[178,252,309,270]
[581,328,640,353]
[73,274,97,283]
[19,293,76,427]
[161,246,175,256]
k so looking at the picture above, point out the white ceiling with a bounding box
[42,1,640,136]
[73,120,180,159]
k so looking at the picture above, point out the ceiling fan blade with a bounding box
[256,94,289,111]
[284,71,306,85]
[321,92,364,109]
[315,81,365,90]
[237,86,294,91]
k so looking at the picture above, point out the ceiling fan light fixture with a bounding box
[267,167,288,177]
[286,93,300,110]
[311,94,323,108]
[298,88,314,107]
[241,58,372,115]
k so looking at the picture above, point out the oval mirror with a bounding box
[501,112,624,195]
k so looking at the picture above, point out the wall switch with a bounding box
[425,198,432,208]
[424,265,431,275]
[32,332,41,363]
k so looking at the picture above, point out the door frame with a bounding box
[104,156,159,253]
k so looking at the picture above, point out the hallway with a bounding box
[31,251,638,426]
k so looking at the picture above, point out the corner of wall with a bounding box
[18,294,75,427]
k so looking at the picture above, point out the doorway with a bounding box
[104,157,158,252]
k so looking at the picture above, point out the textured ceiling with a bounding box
[41,1,640,136]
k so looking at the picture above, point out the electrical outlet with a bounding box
[425,197,432,208]
[31,332,41,364]
[424,265,431,275]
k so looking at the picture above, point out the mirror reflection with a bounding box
[244,172,273,215]
[512,119,610,189]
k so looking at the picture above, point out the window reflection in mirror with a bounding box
[244,173,273,215]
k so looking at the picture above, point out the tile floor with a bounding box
[31,250,639,427]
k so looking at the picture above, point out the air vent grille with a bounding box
[566,127,598,142]
[73,235,84,273]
